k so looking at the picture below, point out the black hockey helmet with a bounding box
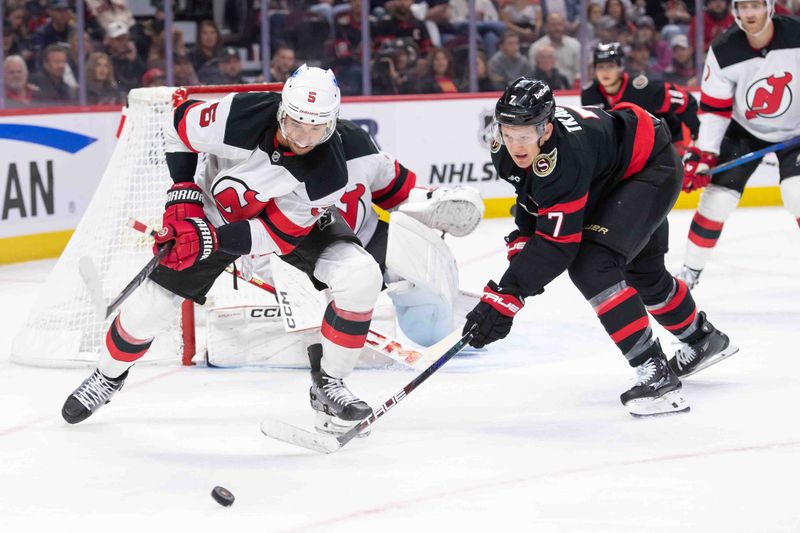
[494,77,555,134]
[593,42,624,66]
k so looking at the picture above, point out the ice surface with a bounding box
[1,208,799,532]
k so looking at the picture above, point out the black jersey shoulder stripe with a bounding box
[336,119,380,160]
[173,99,202,132]
[713,16,800,69]
[372,162,412,207]
[766,15,800,50]
[223,92,281,150]
[268,132,349,202]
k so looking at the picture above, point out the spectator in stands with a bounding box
[31,44,76,104]
[460,49,498,92]
[688,0,734,53]
[586,2,603,40]
[270,46,297,83]
[173,54,199,86]
[603,0,635,34]
[331,0,366,95]
[141,67,166,88]
[634,16,670,74]
[189,20,223,73]
[146,21,186,69]
[86,51,121,104]
[488,31,532,87]
[417,47,459,93]
[104,20,146,95]
[500,0,542,45]
[663,34,696,86]
[449,0,506,58]
[540,0,582,35]
[32,0,75,56]
[594,15,622,46]
[86,0,135,39]
[198,47,245,85]
[658,0,693,44]
[529,13,580,85]
[372,0,432,58]
[5,1,35,67]
[626,37,662,80]
[371,43,416,94]
[531,44,570,90]
[64,31,92,91]
[4,55,38,107]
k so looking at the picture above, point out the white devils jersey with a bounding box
[164,91,348,256]
[335,120,416,244]
[698,15,800,153]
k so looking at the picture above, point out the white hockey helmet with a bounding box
[277,64,341,147]
[731,0,774,36]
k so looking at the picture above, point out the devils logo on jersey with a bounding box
[745,72,793,120]
[212,176,270,222]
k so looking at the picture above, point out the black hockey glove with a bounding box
[463,281,524,348]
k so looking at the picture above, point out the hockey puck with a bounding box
[211,486,235,507]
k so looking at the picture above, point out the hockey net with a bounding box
[10,84,285,368]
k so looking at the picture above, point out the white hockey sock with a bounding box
[684,185,741,270]
[780,176,800,227]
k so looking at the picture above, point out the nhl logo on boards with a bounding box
[271,150,281,162]
[533,148,557,177]
[745,72,793,120]
[632,75,648,89]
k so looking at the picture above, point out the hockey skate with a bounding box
[621,346,689,417]
[669,312,739,378]
[62,369,127,424]
[308,344,373,437]
[676,266,702,289]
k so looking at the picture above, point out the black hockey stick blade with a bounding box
[260,326,476,453]
[104,242,172,319]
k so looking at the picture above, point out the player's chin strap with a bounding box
[397,186,485,238]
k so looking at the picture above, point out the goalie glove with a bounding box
[398,186,485,237]
[163,182,204,227]
[154,218,218,271]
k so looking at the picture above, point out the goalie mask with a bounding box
[732,0,774,36]
[492,78,555,147]
[278,64,341,149]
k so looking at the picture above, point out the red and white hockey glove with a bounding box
[463,280,524,348]
[682,147,716,193]
[505,229,530,261]
[163,182,205,227]
[153,218,218,271]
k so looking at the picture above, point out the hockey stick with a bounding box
[705,135,800,175]
[259,325,476,453]
[128,218,429,367]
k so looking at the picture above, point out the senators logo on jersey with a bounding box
[212,176,270,223]
[745,72,793,120]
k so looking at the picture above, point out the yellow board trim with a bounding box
[0,230,74,265]
[0,186,783,265]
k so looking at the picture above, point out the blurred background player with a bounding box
[582,42,700,147]
[463,79,738,416]
[61,66,383,436]
[678,0,800,288]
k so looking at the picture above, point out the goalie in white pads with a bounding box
[230,119,485,353]
[62,66,384,435]
[678,1,800,288]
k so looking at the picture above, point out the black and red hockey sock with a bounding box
[321,302,373,350]
[105,315,154,363]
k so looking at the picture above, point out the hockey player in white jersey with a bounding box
[678,1,800,289]
[233,119,484,350]
[61,66,384,435]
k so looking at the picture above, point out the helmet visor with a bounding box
[493,121,546,147]
[280,115,334,149]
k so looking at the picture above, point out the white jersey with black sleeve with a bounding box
[335,119,417,244]
[697,15,800,154]
[163,91,349,256]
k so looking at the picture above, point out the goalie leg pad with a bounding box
[684,185,741,271]
[386,212,459,346]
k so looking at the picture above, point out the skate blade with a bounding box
[314,412,370,438]
[260,419,342,454]
[680,344,740,378]
[626,390,690,418]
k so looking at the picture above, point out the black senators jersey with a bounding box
[165,91,348,256]
[581,73,699,142]
[491,103,670,296]
[697,15,800,153]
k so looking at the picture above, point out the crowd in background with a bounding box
[3,0,800,108]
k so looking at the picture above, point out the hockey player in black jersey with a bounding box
[62,66,383,435]
[463,78,738,416]
[678,0,800,290]
[581,42,700,146]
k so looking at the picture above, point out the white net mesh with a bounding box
[10,85,281,367]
